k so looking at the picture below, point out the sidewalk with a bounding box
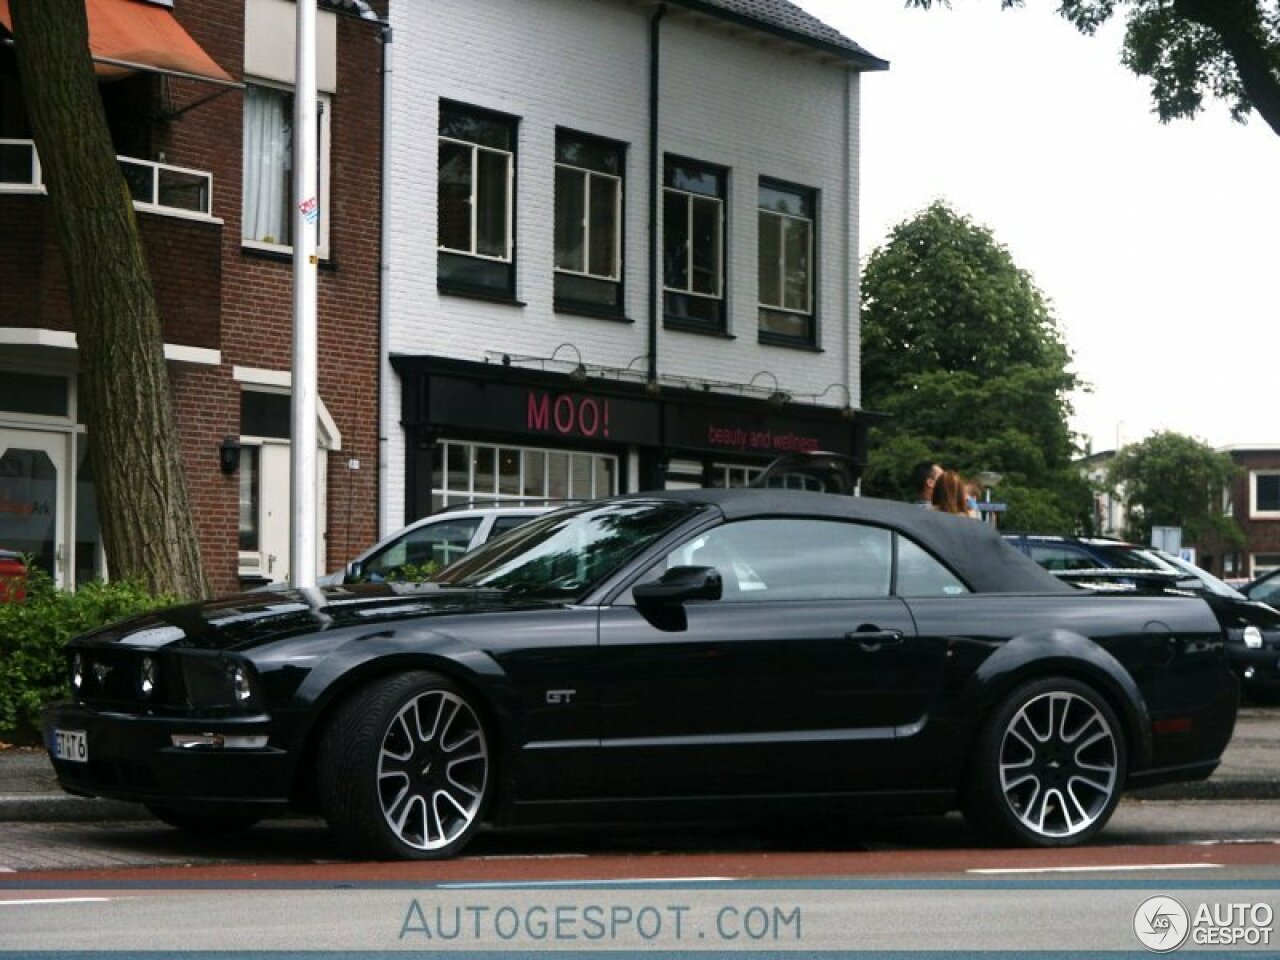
[1,708,1275,822]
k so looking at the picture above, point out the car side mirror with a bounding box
[344,561,362,584]
[633,566,722,608]
[1175,577,1202,593]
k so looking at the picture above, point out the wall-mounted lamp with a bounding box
[219,436,241,475]
[748,370,790,407]
[550,342,588,383]
[815,382,857,419]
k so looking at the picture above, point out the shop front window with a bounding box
[428,441,618,513]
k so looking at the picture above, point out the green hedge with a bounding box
[0,567,177,742]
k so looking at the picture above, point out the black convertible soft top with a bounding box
[621,488,1073,595]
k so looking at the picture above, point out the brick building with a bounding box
[379,0,887,531]
[0,0,384,593]
[1199,446,1280,583]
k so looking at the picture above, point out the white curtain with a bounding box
[242,85,291,245]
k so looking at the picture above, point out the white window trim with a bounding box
[1250,469,1280,518]
[437,135,514,263]
[241,81,332,259]
[663,187,724,300]
[232,366,342,451]
[554,162,622,281]
[758,207,814,316]
[434,439,618,507]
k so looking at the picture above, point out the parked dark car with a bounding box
[1007,535,1280,704]
[44,491,1238,859]
[1244,567,1280,609]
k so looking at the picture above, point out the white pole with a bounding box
[290,0,319,588]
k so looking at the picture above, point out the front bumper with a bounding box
[1229,643,1280,691]
[41,700,296,808]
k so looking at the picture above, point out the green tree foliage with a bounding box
[907,0,1280,137]
[860,202,1092,531]
[1108,431,1245,546]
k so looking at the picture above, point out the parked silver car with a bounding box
[320,504,553,585]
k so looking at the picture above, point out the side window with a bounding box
[655,518,891,602]
[363,516,483,579]
[895,536,968,597]
[1029,544,1095,571]
[489,514,538,537]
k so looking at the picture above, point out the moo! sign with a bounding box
[527,391,611,439]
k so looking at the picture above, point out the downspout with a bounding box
[647,3,666,390]
[376,19,394,535]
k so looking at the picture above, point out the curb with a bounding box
[0,794,151,823]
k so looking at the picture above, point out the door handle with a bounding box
[847,629,904,652]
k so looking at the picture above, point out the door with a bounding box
[0,428,68,587]
[239,440,328,583]
[596,517,948,798]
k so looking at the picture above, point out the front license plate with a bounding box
[53,728,88,763]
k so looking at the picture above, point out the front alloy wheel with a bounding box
[965,677,1125,846]
[317,671,491,859]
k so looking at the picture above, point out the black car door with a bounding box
[594,517,949,798]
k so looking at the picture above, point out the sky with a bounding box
[795,0,1279,454]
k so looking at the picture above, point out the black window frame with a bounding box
[757,177,818,349]
[662,155,728,335]
[437,100,519,302]
[554,128,627,320]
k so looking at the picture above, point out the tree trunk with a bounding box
[10,0,210,599]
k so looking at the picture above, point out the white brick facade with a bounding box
[380,0,869,529]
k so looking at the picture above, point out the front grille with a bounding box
[70,649,172,711]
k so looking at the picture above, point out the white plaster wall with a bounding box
[380,0,865,527]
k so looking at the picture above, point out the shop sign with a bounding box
[666,407,852,458]
[426,376,660,446]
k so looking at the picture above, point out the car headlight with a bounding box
[179,654,260,709]
[1243,626,1263,650]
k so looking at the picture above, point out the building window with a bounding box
[554,129,624,317]
[438,101,517,298]
[1253,553,1280,578]
[663,156,726,332]
[758,179,815,345]
[1251,471,1280,517]
[242,82,331,257]
[429,441,617,513]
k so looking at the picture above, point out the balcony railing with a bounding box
[0,138,213,219]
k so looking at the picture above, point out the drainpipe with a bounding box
[647,4,666,390]
[376,18,394,535]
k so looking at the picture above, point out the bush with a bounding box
[0,566,177,742]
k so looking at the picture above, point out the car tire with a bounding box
[145,804,263,833]
[316,670,492,860]
[962,676,1126,847]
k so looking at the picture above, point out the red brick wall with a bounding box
[1198,450,1280,579]
[0,2,384,595]
[164,1,384,593]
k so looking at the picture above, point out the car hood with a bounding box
[68,583,564,654]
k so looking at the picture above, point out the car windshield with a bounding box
[1085,543,1168,570]
[1144,550,1246,600]
[434,499,702,599]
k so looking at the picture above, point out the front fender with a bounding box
[958,629,1153,772]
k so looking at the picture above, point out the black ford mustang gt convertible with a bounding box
[44,490,1239,859]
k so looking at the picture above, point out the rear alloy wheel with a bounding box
[964,677,1125,846]
[317,671,491,859]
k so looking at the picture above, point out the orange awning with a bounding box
[0,0,238,87]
